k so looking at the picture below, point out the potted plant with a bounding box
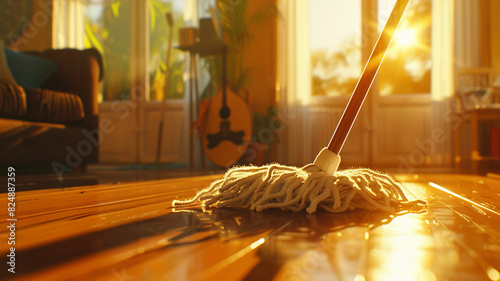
[244,106,283,165]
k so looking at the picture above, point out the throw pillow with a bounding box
[2,41,58,89]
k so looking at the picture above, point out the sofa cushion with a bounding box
[3,43,58,89]
[25,89,85,124]
[0,82,27,118]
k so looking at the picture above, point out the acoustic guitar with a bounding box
[202,87,252,167]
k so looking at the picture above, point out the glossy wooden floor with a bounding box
[1,172,500,280]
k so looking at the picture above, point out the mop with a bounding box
[173,0,426,213]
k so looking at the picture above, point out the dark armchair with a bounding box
[0,48,104,173]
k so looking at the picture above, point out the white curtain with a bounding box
[430,0,490,167]
[454,0,489,69]
[277,0,313,166]
[430,0,455,166]
[52,0,85,49]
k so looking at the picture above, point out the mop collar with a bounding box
[172,164,426,214]
[313,148,341,175]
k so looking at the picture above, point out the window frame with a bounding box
[308,0,432,102]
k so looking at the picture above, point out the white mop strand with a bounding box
[172,164,426,214]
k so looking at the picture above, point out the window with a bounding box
[378,0,431,96]
[309,0,431,97]
[149,0,186,101]
[309,0,361,97]
[83,0,187,102]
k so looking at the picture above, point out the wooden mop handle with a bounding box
[327,0,409,155]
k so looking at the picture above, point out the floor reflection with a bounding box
[367,215,438,281]
[171,204,428,244]
[173,205,427,281]
[10,204,428,279]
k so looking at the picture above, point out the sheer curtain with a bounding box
[454,0,490,69]
[430,0,490,167]
[52,0,85,49]
[430,0,455,166]
[277,0,313,166]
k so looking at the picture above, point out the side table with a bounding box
[455,107,500,174]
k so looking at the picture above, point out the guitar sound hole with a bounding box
[219,107,231,119]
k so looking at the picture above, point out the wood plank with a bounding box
[0,176,220,252]
[8,209,298,281]
[2,175,220,218]
[398,180,500,280]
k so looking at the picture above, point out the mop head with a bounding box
[172,164,426,214]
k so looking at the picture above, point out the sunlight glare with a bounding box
[372,216,435,281]
[486,266,500,281]
[395,28,417,47]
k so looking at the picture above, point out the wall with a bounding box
[243,0,278,115]
[491,0,500,77]
[4,0,53,51]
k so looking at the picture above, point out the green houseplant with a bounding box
[238,106,282,165]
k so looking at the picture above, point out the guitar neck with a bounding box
[221,51,228,108]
